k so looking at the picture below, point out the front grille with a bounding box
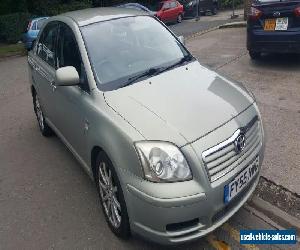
[202,116,262,183]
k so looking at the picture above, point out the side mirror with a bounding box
[55,66,79,86]
[178,35,185,45]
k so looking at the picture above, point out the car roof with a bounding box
[31,17,49,22]
[59,7,148,27]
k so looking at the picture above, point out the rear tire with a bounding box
[33,91,54,137]
[95,152,130,239]
[177,14,183,23]
[249,50,261,60]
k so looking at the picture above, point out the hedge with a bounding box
[219,0,244,9]
[0,12,31,43]
[0,1,91,43]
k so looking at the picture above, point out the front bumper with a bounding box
[126,173,260,245]
[122,105,265,245]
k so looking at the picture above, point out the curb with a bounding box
[219,21,246,29]
[247,196,300,236]
[186,26,220,40]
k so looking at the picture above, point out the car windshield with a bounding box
[81,16,190,91]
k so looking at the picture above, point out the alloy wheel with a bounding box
[35,96,44,130]
[98,162,122,229]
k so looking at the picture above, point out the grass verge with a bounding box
[0,43,26,58]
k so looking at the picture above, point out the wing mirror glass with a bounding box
[55,66,80,86]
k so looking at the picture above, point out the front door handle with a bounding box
[84,119,89,133]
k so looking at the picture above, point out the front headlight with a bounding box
[135,141,192,182]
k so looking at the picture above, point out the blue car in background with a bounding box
[22,17,48,50]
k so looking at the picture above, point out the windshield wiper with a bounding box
[158,54,194,75]
[120,55,194,89]
[121,67,161,88]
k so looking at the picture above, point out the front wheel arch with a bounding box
[91,146,103,180]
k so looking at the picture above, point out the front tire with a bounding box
[33,92,53,137]
[177,14,183,23]
[95,152,130,239]
[249,50,261,60]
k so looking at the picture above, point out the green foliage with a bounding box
[0,1,92,43]
[26,0,92,16]
[219,0,244,9]
[0,12,31,43]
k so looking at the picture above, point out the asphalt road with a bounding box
[0,55,297,250]
[169,9,244,37]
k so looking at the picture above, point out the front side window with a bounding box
[81,16,190,91]
[57,23,88,91]
[37,23,58,67]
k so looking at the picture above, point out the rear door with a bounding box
[161,2,173,22]
[32,22,59,124]
[170,0,180,20]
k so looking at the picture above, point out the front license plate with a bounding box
[264,18,288,31]
[224,156,259,204]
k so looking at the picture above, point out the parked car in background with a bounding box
[154,0,184,23]
[28,7,264,245]
[179,0,218,18]
[22,17,48,50]
[117,3,156,16]
[247,0,300,59]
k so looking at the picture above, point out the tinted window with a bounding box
[81,16,189,91]
[37,23,58,67]
[170,1,177,8]
[57,24,88,91]
[36,19,47,30]
[31,21,37,30]
[164,2,171,9]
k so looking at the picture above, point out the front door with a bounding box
[51,23,92,165]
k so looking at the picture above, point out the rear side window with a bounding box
[37,22,58,68]
[36,19,47,30]
[164,2,171,9]
[170,1,177,8]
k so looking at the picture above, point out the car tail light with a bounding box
[294,7,300,17]
[248,7,262,21]
[27,21,32,31]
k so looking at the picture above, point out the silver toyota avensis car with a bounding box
[28,8,265,245]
